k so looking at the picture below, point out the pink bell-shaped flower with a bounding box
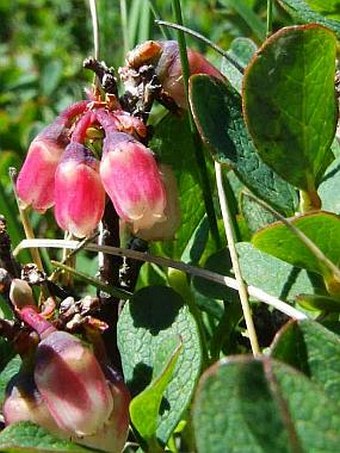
[3,372,61,434]
[54,142,105,238]
[16,101,89,213]
[10,298,128,446]
[34,330,114,436]
[16,119,68,213]
[100,131,167,232]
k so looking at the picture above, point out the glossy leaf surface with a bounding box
[243,24,337,192]
[189,75,297,215]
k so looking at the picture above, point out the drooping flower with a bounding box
[6,283,130,447]
[54,142,105,238]
[100,131,167,232]
[34,330,114,436]
[16,101,89,212]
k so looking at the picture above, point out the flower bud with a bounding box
[16,101,89,213]
[100,132,167,231]
[34,330,113,436]
[54,142,105,238]
[3,372,60,434]
[9,278,35,310]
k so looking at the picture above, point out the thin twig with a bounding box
[215,162,260,356]
[89,0,100,60]
[15,238,308,321]
[9,168,44,272]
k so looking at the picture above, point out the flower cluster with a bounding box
[16,101,170,239]
[16,40,225,240]
[4,279,130,452]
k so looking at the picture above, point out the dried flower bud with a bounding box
[100,132,167,231]
[54,142,105,238]
[34,330,113,436]
[16,101,89,213]
[9,278,35,310]
[123,40,225,108]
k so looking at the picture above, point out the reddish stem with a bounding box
[59,100,90,127]
[95,108,119,133]
[71,111,96,144]
[19,306,56,339]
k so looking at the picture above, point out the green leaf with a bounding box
[240,191,277,234]
[277,0,340,36]
[150,114,207,258]
[243,24,337,192]
[117,286,202,444]
[251,211,340,278]
[305,0,340,18]
[271,319,340,401]
[192,356,340,453]
[237,242,315,301]
[129,336,183,443]
[296,293,340,312]
[189,75,297,215]
[0,354,22,406]
[0,421,91,452]
[221,37,257,93]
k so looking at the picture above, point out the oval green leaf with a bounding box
[237,242,315,301]
[271,319,340,401]
[192,356,340,453]
[252,211,340,278]
[117,286,202,444]
[243,24,337,192]
[189,74,297,215]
